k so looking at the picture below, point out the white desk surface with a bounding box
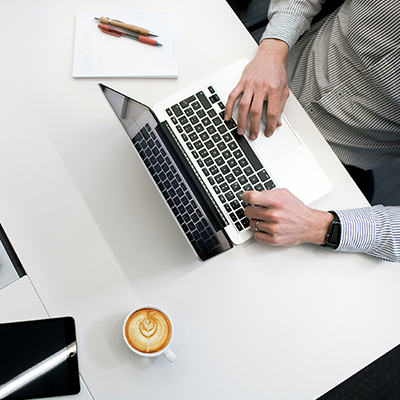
[1,1,399,399]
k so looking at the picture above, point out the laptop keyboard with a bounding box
[165,85,276,233]
[132,123,221,255]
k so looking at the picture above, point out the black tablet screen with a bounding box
[0,317,80,399]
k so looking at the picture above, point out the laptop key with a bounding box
[202,117,211,126]
[200,132,209,141]
[206,125,216,135]
[180,95,196,109]
[231,200,240,210]
[236,209,245,220]
[194,141,204,150]
[184,107,194,117]
[210,148,219,158]
[249,174,259,184]
[220,165,229,175]
[199,149,208,158]
[226,173,235,183]
[244,166,253,176]
[235,222,244,231]
[197,109,206,118]
[238,158,249,167]
[190,115,199,125]
[257,169,270,182]
[208,109,217,118]
[189,132,199,141]
[218,125,228,134]
[204,157,213,167]
[171,104,183,117]
[264,180,276,190]
[217,143,227,152]
[225,191,235,201]
[212,116,223,126]
[232,167,242,176]
[231,182,240,192]
[209,165,219,175]
[195,124,204,133]
[205,140,214,150]
[215,174,224,184]
[241,218,250,228]
[225,118,236,130]
[192,101,201,110]
[209,94,220,104]
[196,91,212,110]
[220,182,229,192]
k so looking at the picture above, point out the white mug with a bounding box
[123,305,177,363]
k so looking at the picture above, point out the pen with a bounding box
[98,24,163,46]
[95,16,158,37]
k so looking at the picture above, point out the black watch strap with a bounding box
[322,211,341,249]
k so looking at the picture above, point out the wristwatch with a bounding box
[322,211,341,249]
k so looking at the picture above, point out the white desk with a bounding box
[1,1,399,399]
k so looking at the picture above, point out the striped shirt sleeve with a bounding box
[261,0,324,48]
[335,206,400,262]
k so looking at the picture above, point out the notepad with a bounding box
[72,13,178,78]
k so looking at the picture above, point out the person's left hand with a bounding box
[242,189,333,246]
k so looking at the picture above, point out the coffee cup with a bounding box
[123,306,177,363]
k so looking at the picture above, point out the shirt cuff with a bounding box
[260,13,306,49]
[334,208,376,254]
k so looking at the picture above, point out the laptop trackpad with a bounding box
[250,114,301,163]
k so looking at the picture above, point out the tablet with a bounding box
[0,317,80,399]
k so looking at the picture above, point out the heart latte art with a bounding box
[125,308,172,354]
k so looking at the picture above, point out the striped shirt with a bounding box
[261,0,400,262]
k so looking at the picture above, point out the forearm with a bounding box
[298,208,334,246]
[257,38,289,66]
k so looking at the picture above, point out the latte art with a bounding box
[124,308,171,354]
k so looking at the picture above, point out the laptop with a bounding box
[100,58,331,261]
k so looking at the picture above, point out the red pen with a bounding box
[98,24,162,47]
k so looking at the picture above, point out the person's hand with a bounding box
[242,189,334,246]
[224,39,290,141]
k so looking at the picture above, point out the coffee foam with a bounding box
[124,308,171,354]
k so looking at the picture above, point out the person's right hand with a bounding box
[242,189,333,247]
[224,39,290,140]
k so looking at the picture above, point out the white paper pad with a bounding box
[72,13,179,78]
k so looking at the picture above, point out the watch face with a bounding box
[328,221,341,248]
